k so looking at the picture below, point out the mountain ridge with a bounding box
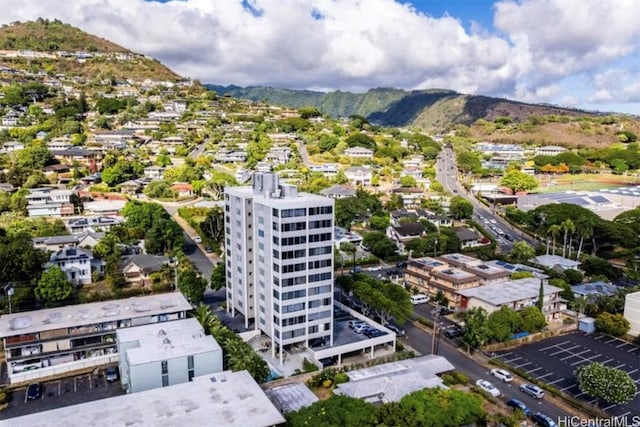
[206,84,609,132]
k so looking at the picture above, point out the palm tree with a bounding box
[192,303,215,332]
[575,216,595,261]
[561,219,575,258]
[548,224,562,256]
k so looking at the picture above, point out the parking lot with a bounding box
[0,370,125,420]
[493,332,640,419]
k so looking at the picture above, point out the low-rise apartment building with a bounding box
[404,257,481,309]
[0,293,192,384]
[458,278,566,321]
[117,318,223,393]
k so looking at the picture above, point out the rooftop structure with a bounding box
[0,293,191,339]
[3,370,285,427]
[571,282,619,299]
[117,318,223,393]
[117,318,221,366]
[459,277,565,321]
[517,191,636,220]
[624,291,640,337]
[334,355,454,404]
[265,382,319,414]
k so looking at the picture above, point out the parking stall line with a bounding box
[89,375,93,389]
[515,362,532,370]
[592,335,605,341]
[504,356,522,364]
[616,342,631,349]
[537,372,554,380]
[627,369,638,375]
[613,363,626,369]
[600,358,614,365]
[628,347,639,353]
[549,345,581,356]
[570,359,589,367]
[548,378,566,385]
[562,384,579,392]
[605,337,618,344]
[539,340,571,351]
[603,403,618,410]
[74,377,77,393]
[528,367,543,374]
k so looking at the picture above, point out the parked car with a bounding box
[106,366,118,382]
[520,383,545,399]
[410,294,430,305]
[443,326,463,339]
[475,379,501,397]
[350,266,363,274]
[353,323,370,334]
[363,327,380,337]
[193,235,202,243]
[439,306,453,316]
[506,398,531,416]
[204,246,214,253]
[532,412,557,427]
[490,368,513,382]
[26,383,41,400]
[366,265,382,271]
[348,320,367,329]
[319,357,337,368]
[386,323,406,337]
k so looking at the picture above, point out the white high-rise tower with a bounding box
[224,173,335,363]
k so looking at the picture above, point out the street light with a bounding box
[4,285,14,314]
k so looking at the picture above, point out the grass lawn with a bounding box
[536,173,639,193]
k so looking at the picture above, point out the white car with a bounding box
[475,379,501,397]
[491,368,513,382]
[193,236,202,243]
[366,266,382,271]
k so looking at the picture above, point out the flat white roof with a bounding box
[3,370,286,427]
[458,278,563,305]
[117,318,222,365]
[0,293,192,338]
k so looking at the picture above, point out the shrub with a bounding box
[302,358,319,373]
[322,379,333,388]
[334,372,349,385]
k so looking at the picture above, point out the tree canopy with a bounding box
[575,363,637,404]
[500,170,538,194]
[35,266,73,306]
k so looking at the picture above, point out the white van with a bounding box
[410,294,430,305]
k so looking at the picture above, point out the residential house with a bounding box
[320,184,356,199]
[1,110,20,127]
[1,140,24,153]
[571,282,619,300]
[32,235,79,252]
[52,148,101,168]
[391,187,424,209]
[485,260,549,280]
[122,254,171,287]
[532,255,581,272]
[344,166,372,186]
[119,180,142,195]
[309,163,338,178]
[117,318,223,393]
[390,209,418,226]
[335,227,363,249]
[26,188,75,218]
[66,216,124,233]
[46,246,104,285]
[459,278,566,321]
[344,147,373,159]
[535,145,568,156]
[143,166,165,180]
[216,150,247,163]
[47,138,74,151]
[170,182,193,198]
[453,227,483,249]
[82,200,128,216]
[265,146,291,165]
[388,222,425,247]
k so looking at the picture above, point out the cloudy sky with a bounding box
[1,0,639,114]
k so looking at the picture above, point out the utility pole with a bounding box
[431,310,441,355]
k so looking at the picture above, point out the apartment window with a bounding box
[161,360,169,387]
[308,310,331,321]
[187,355,194,382]
[309,206,333,215]
[308,259,332,270]
[309,273,332,283]
[273,250,280,259]
[282,289,306,300]
[281,222,306,232]
[309,219,332,229]
[309,284,332,295]
[272,208,279,217]
[309,233,331,242]
[281,208,306,218]
[282,302,305,313]
[258,216,264,225]
[309,246,332,256]
[282,263,306,273]
[258,230,264,238]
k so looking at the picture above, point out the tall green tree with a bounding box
[35,266,73,306]
[210,261,226,291]
[509,241,535,264]
[449,196,473,219]
[500,170,538,194]
[178,268,207,303]
[287,395,378,427]
[595,312,630,337]
[461,307,490,349]
[519,306,546,333]
[487,306,523,342]
[575,363,637,405]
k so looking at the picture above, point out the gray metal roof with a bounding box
[265,382,319,414]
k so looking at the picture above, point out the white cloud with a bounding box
[0,0,639,111]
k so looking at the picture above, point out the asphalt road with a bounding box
[436,146,538,252]
[403,302,571,422]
